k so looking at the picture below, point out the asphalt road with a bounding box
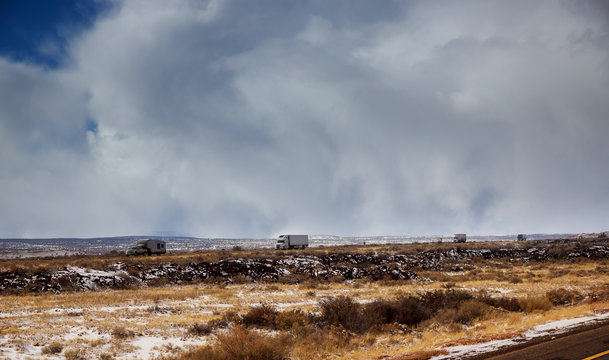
[481,324,609,360]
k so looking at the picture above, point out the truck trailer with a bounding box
[275,235,308,250]
[453,234,467,243]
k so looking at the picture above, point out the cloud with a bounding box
[1,0,608,237]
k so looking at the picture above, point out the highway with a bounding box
[479,324,609,360]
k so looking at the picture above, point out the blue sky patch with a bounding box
[85,117,99,134]
[0,0,113,68]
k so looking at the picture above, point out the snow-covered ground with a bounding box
[0,283,334,359]
[2,284,607,360]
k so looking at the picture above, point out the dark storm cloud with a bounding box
[0,0,608,237]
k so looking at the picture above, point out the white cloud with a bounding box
[1,0,608,237]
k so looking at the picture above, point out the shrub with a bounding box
[360,299,396,329]
[189,322,213,335]
[275,309,309,330]
[546,288,583,306]
[64,349,86,360]
[316,291,493,333]
[548,269,570,278]
[291,327,352,357]
[111,326,135,339]
[418,290,473,313]
[41,342,63,354]
[300,282,318,290]
[231,274,252,284]
[442,282,457,289]
[242,303,278,329]
[508,276,523,284]
[393,296,433,325]
[431,308,459,326]
[587,284,609,303]
[318,295,363,332]
[221,310,240,324]
[362,296,432,328]
[518,296,553,313]
[453,300,490,324]
[265,284,280,291]
[318,294,434,333]
[547,244,575,259]
[480,296,521,312]
[432,300,490,325]
[178,326,288,360]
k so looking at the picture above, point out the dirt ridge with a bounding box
[2,243,609,294]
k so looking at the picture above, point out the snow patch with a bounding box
[431,312,609,359]
[129,335,204,359]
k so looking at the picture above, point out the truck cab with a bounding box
[276,235,287,249]
[125,245,147,256]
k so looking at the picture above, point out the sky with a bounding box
[0,0,608,238]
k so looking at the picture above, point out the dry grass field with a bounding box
[2,239,609,359]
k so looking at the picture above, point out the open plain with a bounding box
[2,238,609,359]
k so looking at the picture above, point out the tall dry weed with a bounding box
[178,326,288,360]
[546,288,583,306]
[518,296,553,313]
[241,303,278,328]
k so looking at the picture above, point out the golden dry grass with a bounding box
[2,241,609,359]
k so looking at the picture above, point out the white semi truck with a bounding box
[275,234,308,250]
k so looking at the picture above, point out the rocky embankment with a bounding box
[2,244,609,294]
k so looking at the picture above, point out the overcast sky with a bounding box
[1,0,608,238]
